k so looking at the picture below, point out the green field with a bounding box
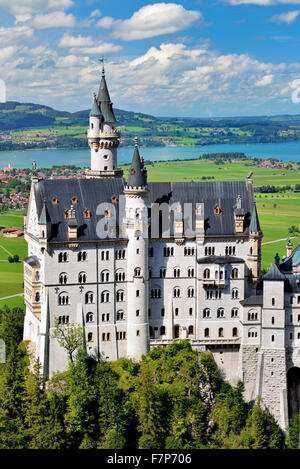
[0,159,300,311]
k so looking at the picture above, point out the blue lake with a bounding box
[0,141,300,169]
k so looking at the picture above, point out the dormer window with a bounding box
[84,209,91,219]
[64,210,70,219]
[112,196,118,204]
[130,169,136,175]
[52,197,59,205]
[214,205,221,215]
[72,197,78,204]
[104,209,111,218]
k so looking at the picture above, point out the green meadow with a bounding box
[0,158,300,310]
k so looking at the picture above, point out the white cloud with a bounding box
[269,10,300,23]
[0,0,73,16]
[255,74,274,86]
[97,3,202,40]
[58,33,122,54]
[28,11,76,29]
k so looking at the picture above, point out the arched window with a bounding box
[78,272,87,284]
[232,327,238,337]
[116,269,125,282]
[174,325,180,339]
[86,312,94,323]
[85,291,94,304]
[204,328,210,338]
[188,267,194,278]
[58,252,68,263]
[187,287,194,298]
[101,291,110,303]
[160,326,166,336]
[87,332,93,342]
[173,288,181,298]
[217,308,225,318]
[188,325,194,335]
[232,288,239,299]
[58,292,70,306]
[203,308,211,318]
[204,268,210,279]
[116,290,124,302]
[218,328,224,337]
[151,288,161,299]
[174,268,180,278]
[248,328,258,338]
[78,251,87,262]
[219,270,224,280]
[134,267,141,277]
[232,268,239,279]
[231,308,239,318]
[117,310,125,321]
[59,273,67,285]
[101,270,110,283]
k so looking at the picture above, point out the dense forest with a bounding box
[0,305,299,450]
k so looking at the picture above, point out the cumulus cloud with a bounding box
[58,33,122,54]
[255,74,274,86]
[269,10,300,23]
[27,11,76,29]
[97,3,203,40]
[0,0,73,16]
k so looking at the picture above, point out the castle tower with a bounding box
[286,239,293,258]
[247,203,263,283]
[123,138,149,360]
[86,62,123,179]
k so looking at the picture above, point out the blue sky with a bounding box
[0,0,300,117]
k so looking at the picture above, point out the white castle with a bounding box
[23,66,300,430]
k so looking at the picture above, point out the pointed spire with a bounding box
[249,203,261,233]
[90,93,102,118]
[39,200,51,225]
[96,59,116,124]
[127,137,147,189]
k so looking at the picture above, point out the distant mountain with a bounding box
[0,101,158,131]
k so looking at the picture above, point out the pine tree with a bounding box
[286,414,300,449]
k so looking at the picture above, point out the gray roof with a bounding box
[24,255,40,267]
[38,203,51,225]
[280,244,300,271]
[97,74,116,123]
[90,94,102,118]
[240,295,263,306]
[33,178,255,243]
[262,263,286,281]
[127,144,147,188]
[249,204,261,233]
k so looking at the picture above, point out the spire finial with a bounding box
[99,56,105,76]
[93,92,96,102]
[134,136,139,148]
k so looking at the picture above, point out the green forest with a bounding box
[0,305,299,450]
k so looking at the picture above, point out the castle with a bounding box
[23,65,300,431]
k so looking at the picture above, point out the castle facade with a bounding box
[23,66,300,430]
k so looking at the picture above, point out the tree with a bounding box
[13,254,19,263]
[286,414,300,449]
[51,318,84,363]
[288,225,300,235]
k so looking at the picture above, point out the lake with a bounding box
[0,141,300,169]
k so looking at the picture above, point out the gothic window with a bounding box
[232,288,239,299]
[58,293,70,306]
[217,308,225,318]
[187,287,195,298]
[231,308,239,318]
[59,273,67,285]
[78,272,87,284]
[218,328,224,337]
[86,312,94,323]
[101,270,110,283]
[204,328,210,338]
[101,291,110,303]
[173,288,181,298]
[203,308,211,318]
[204,268,210,279]
[85,292,94,304]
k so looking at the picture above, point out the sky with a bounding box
[0,0,300,117]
